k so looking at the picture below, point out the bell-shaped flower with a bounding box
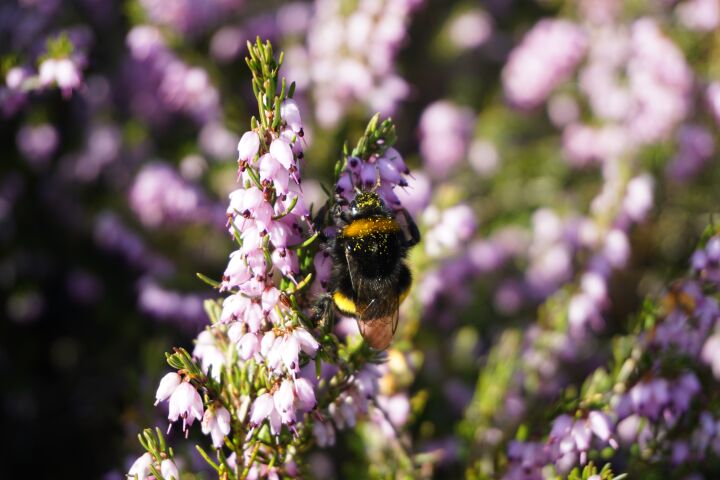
[194,330,225,381]
[238,332,260,360]
[155,372,181,406]
[223,251,252,289]
[360,162,377,189]
[294,376,317,411]
[249,392,283,435]
[237,131,260,162]
[272,248,299,277]
[259,154,290,195]
[221,293,250,323]
[160,459,180,480]
[202,406,232,448]
[270,138,294,170]
[281,99,303,133]
[168,382,204,434]
[128,452,153,480]
[274,379,297,424]
[290,327,319,356]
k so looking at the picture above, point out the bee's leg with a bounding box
[311,294,335,333]
[398,208,421,247]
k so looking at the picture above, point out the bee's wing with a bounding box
[357,304,398,351]
[344,249,399,350]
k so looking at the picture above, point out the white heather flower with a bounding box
[270,138,294,170]
[39,57,82,96]
[155,372,181,405]
[128,452,153,480]
[237,131,260,161]
[160,459,180,480]
[168,382,204,433]
[281,99,303,133]
[202,406,232,448]
[294,377,317,411]
[193,329,225,381]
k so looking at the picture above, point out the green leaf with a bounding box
[196,272,221,288]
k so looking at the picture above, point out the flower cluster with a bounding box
[498,231,720,477]
[129,39,422,478]
[502,19,588,110]
[126,25,220,124]
[287,0,422,127]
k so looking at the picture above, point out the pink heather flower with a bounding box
[701,333,720,379]
[281,99,303,133]
[693,236,720,285]
[468,140,500,178]
[568,293,602,335]
[708,82,720,127]
[627,19,692,143]
[548,412,616,468]
[395,170,431,216]
[250,392,283,435]
[155,372,182,405]
[202,406,232,448]
[419,101,475,178]
[603,229,630,268]
[301,0,419,127]
[294,377,317,411]
[667,125,715,181]
[194,330,225,381]
[160,459,180,480]
[587,411,618,448]
[548,93,580,128]
[168,381,204,434]
[274,379,296,423]
[424,204,477,257]
[237,332,261,360]
[622,175,654,222]
[129,162,206,228]
[562,124,628,167]
[447,9,493,50]
[270,138,295,170]
[16,123,59,168]
[676,0,720,31]
[39,57,82,97]
[238,131,260,162]
[502,19,587,109]
[6,66,30,90]
[313,419,336,447]
[128,452,153,480]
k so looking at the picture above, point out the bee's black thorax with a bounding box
[340,214,402,278]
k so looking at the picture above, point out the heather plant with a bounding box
[128,39,423,479]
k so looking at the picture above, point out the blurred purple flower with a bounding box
[128,162,212,228]
[447,9,493,50]
[16,123,59,168]
[676,0,720,31]
[502,19,587,110]
[667,124,715,181]
[419,101,475,178]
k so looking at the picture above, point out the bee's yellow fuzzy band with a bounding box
[333,291,357,315]
[342,217,399,238]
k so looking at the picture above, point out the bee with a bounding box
[314,190,420,350]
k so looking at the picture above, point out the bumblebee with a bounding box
[314,190,420,350]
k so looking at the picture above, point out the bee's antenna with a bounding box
[371,176,381,193]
